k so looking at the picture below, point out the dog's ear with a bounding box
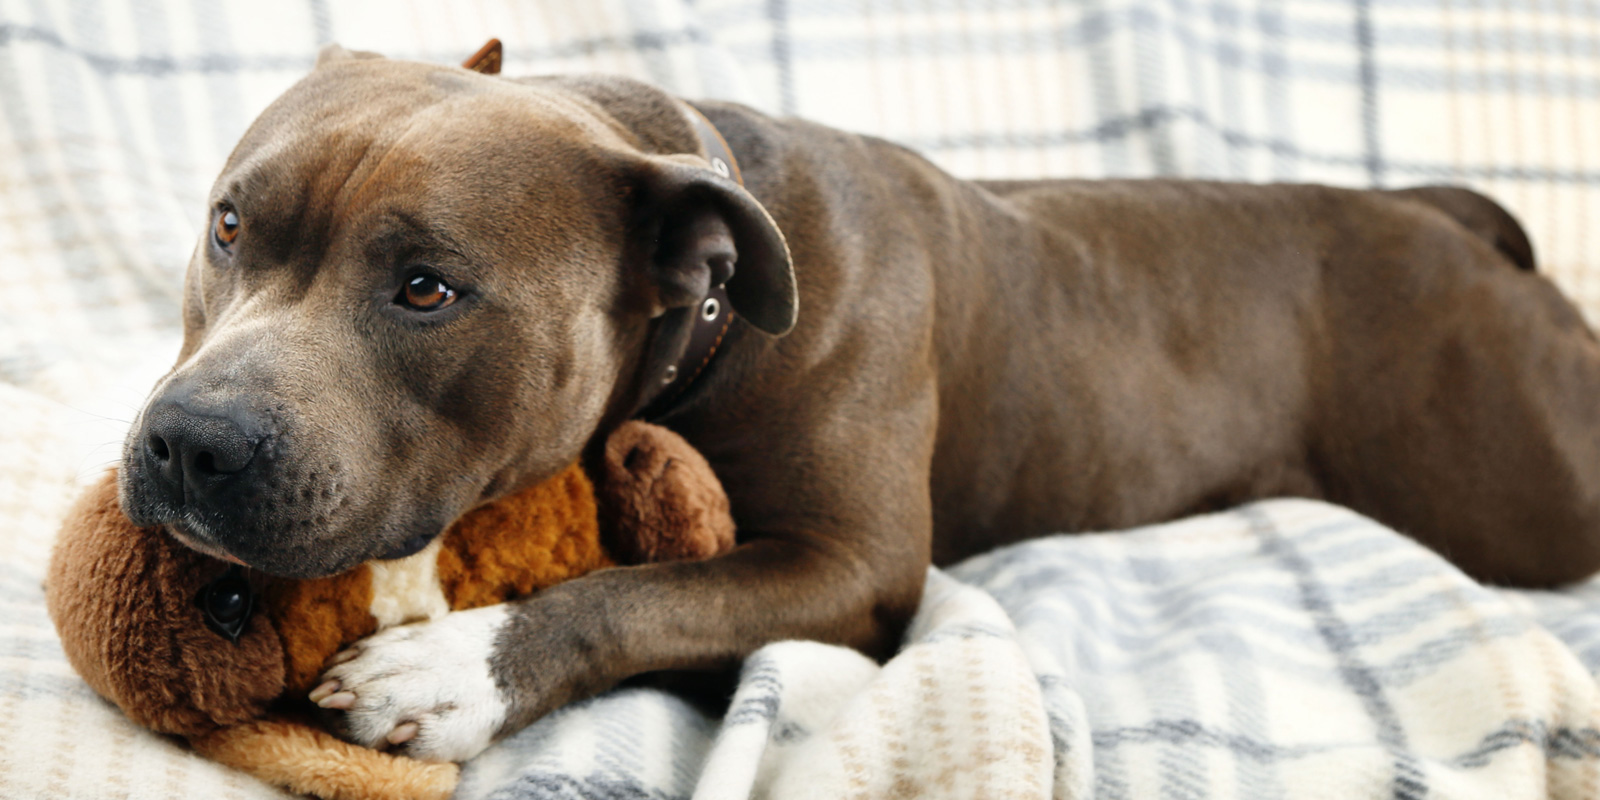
[314,43,385,68]
[632,157,797,336]
[461,39,503,75]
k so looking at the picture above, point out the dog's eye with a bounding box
[398,274,458,311]
[214,207,241,247]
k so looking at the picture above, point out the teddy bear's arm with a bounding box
[190,718,458,800]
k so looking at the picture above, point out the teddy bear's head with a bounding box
[46,421,735,743]
[48,475,288,735]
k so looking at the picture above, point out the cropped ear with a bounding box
[631,156,797,336]
[314,43,385,68]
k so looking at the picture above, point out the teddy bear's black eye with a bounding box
[211,588,246,622]
[197,566,254,644]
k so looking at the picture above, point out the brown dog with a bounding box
[116,45,1600,761]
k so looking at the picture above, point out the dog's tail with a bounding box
[1388,185,1537,272]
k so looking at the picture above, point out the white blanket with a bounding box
[451,500,1600,800]
[4,1,1600,797]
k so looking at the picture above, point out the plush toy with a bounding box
[46,420,735,800]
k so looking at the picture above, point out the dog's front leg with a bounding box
[315,415,937,762]
[315,526,929,761]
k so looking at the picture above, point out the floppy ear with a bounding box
[632,157,797,336]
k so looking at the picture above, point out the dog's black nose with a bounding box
[141,399,262,505]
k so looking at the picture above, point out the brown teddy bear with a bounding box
[46,420,734,800]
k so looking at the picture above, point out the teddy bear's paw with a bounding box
[313,604,511,763]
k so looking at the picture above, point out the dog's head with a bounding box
[119,46,793,578]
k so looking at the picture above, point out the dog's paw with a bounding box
[311,605,509,762]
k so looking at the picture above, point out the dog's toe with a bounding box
[387,721,420,745]
[315,605,511,762]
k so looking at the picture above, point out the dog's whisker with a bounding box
[37,396,135,425]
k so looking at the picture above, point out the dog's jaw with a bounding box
[316,604,511,763]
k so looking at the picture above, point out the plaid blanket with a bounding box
[3,1,1599,798]
[453,501,1600,800]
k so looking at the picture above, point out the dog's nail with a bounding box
[328,649,359,665]
[387,722,420,746]
[318,691,357,710]
[308,680,341,704]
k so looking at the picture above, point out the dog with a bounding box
[117,44,1600,762]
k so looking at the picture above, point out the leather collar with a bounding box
[634,103,742,420]
[461,42,739,421]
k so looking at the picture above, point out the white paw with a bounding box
[312,604,510,762]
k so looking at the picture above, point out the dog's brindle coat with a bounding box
[119,47,1600,760]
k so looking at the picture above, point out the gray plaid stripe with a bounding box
[764,0,797,114]
[1246,506,1426,800]
[1450,721,1600,768]
[711,12,1600,94]
[1355,0,1383,183]
[723,654,783,726]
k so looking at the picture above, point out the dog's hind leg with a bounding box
[1387,186,1537,273]
[1314,192,1600,587]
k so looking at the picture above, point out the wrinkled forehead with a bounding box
[221,62,628,195]
[211,63,634,253]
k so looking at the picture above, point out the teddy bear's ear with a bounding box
[46,472,287,736]
[597,422,736,563]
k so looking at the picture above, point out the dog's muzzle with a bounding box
[122,379,284,562]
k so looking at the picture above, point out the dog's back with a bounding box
[737,126,1593,584]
